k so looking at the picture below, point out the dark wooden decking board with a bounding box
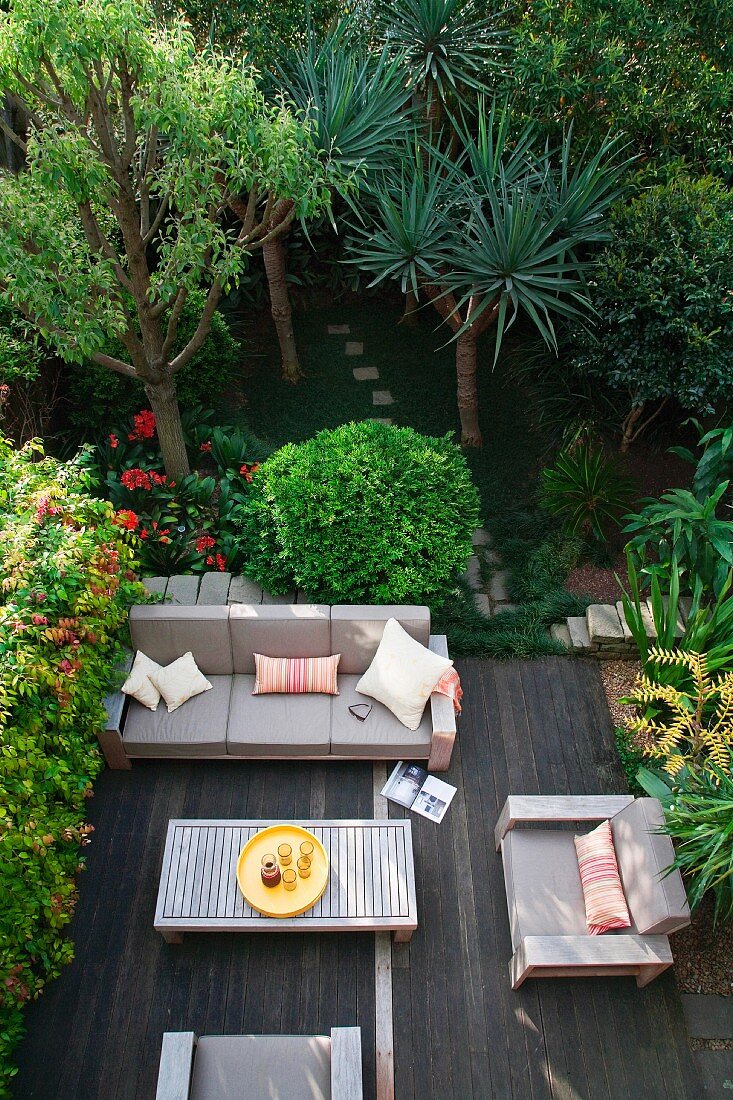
[13,657,701,1099]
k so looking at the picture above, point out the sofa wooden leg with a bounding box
[636,962,671,988]
[428,729,455,772]
[509,947,530,989]
[97,728,132,770]
[393,928,413,944]
[161,930,184,945]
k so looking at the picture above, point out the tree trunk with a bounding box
[455,332,482,447]
[262,224,301,383]
[144,377,190,481]
[399,288,419,325]
[620,401,645,453]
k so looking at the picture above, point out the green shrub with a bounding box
[0,437,146,1091]
[571,176,733,444]
[614,726,648,796]
[540,439,635,542]
[65,293,240,437]
[237,420,480,603]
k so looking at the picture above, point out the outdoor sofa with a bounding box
[101,603,456,771]
[155,1027,362,1100]
[495,795,690,988]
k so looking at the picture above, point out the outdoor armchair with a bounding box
[495,796,690,989]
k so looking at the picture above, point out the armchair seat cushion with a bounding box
[226,675,330,756]
[190,1035,331,1100]
[502,830,590,945]
[330,676,433,758]
[122,676,231,757]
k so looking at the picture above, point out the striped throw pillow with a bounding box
[252,653,340,695]
[574,819,631,936]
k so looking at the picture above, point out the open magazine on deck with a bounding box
[381,761,457,824]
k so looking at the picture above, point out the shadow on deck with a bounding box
[14,658,701,1099]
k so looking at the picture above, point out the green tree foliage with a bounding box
[570,175,733,448]
[0,0,329,479]
[502,0,733,177]
[237,420,480,603]
[0,437,146,1090]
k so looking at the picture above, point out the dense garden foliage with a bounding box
[0,439,145,1092]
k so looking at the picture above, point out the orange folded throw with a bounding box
[433,667,463,715]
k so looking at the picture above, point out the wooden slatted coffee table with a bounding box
[154,819,418,943]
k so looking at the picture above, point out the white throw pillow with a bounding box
[149,651,212,713]
[121,650,163,711]
[356,617,452,731]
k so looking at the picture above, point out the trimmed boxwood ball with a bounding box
[237,420,480,604]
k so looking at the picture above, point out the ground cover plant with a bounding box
[237,419,480,603]
[0,437,145,1092]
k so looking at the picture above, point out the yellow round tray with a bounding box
[236,824,329,918]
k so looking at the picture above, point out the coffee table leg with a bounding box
[393,929,414,943]
[160,929,184,944]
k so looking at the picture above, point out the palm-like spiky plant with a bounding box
[347,108,628,444]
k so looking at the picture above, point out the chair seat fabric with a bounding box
[226,675,330,756]
[190,1034,331,1100]
[502,830,591,944]
[122,676,231,757]
[330,676,433,758]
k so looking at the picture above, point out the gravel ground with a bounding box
[600,660,732,1002]
[565,556,627,602]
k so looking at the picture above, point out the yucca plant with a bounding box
[540,440,635,541]
[637,765,733,923]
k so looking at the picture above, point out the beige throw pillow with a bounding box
[121,650,163,711]
[149,651,212,713]
[356,617,452,730]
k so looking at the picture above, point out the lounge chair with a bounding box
[495,795,690,989]
[155,1027,362,1100]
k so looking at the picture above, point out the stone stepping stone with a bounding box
[489,570,510,603]
[474,593,492,617]
[681,994,733,1039]
[693,1051,733,1097]
[567,615,592,649]
[472,528,492,548]
[227,575,264,604]
[551,622,572,648]
[493,603,519,615]
[197,571,232,605]
[345,341,363,355]
[372,390,394,406]
[371,417,393,425]
[615,601,634,641]
[462,555,482,590]
[165,574,200,604]
[328,324,350,334]
[353,366,379,380]
[587,603,624,643]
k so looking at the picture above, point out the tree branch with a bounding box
[0,115,27,154]
[90,351,139,377]
[420,282,463,333]
[168,281,223,374]
[160,287,188,363]
[142,195,169,246]
[77,200,133,293]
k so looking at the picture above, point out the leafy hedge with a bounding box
[0,438,145,1093]
[237,420,480,604]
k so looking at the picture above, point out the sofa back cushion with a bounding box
[611,797,690,934]
[229,604,331,675]
[129,605,232,675]
[330,605,431,674]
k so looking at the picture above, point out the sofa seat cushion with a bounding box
[502,830,590,946]
[226,675,330,756]
[122,675,231,757]
[190,1035,331,1100]
[330,675,433,758]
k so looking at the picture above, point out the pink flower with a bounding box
[32,614,48,625]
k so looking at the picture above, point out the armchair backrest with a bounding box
[129,606,232,676]
[611,798,690,934]
[228,604,331,675]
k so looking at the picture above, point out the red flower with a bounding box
[109,433,119,449]
[215,553,227,571]
[199,441,212,453]
[240,462,260,483]
[114,509,139,531]
[196,534,216,552]
[150,471,167,486]
[120,468,153,491]
[206,554,214,566]
[139,528,149,540]
[127,409,156,441]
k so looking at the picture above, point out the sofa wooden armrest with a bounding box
[494,794,635,851]
[331,1026,363,1100]
[99,650,133,770]
[155,1031,197,1100]
[510,934,673,990]
[427,634,456,772]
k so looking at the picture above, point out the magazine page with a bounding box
[411,774,457,824]
[381,761,428,809]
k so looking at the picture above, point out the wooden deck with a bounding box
[13,658,701,1099]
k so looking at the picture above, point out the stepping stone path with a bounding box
[345,341,364,356]
[353,366,379,380]
[460,530,516,618]
[372,390,394,406]
[143,573,307,606]
[327,324,350,334]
